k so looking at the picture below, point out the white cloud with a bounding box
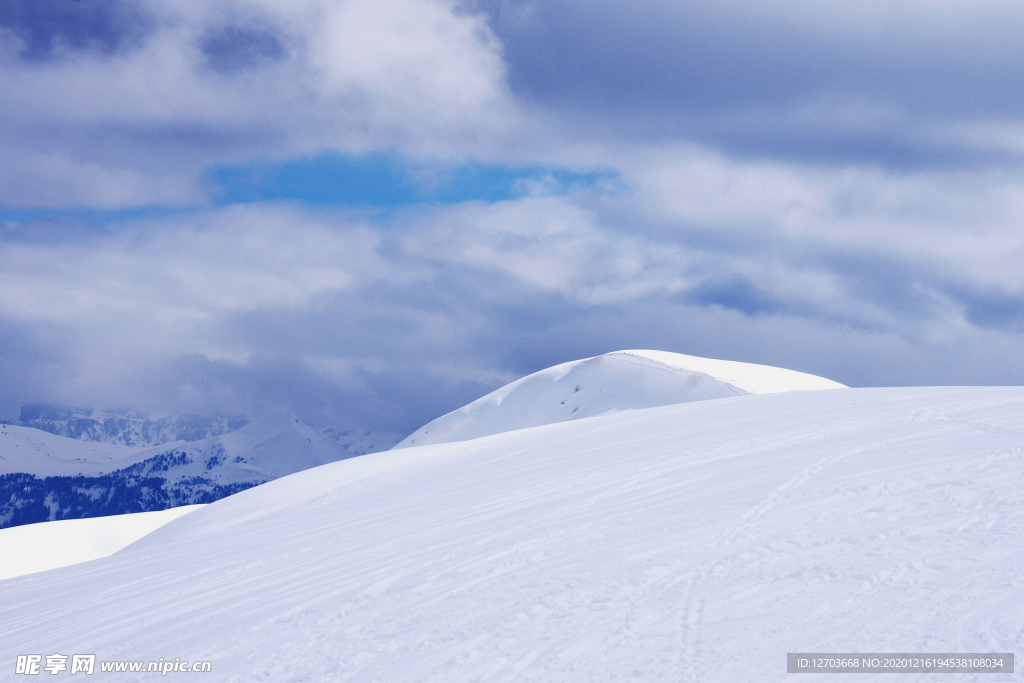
[401,197,694,304]
[2,184,1024,430]
[621,145,1024,292]
[0,0,516,207]
[0,205,391,360]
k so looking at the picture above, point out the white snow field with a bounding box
[0,506,205,581]
[2,386,1022,682]
[395,349,846,448]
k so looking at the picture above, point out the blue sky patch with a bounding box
[207,153,617,207]
[0,155,617,226]
[0,204,197,226]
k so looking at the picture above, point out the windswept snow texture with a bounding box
[0,506,204,582]
[2,387,1022,682]
[396,349,846,448]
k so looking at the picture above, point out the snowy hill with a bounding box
[14,404,248,447]
[2,386,1021,681]
[0,412,352,528]
[396,349,845,448]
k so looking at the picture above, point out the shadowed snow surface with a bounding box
[395,350,846,448]
[1,387,1021,682]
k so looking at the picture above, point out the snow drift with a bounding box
[395,349,846,448]
[2,386,1021,682]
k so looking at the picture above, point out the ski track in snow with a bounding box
[673,427,947,682]
[1,387,1023,682]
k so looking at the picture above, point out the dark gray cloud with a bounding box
[199,24,287,74]
[108,352,493,445]
[685,276,781,317]
[477,0,1024,167]
[0,0,152,60]
[949,287,1024,333]
[0,321,63,418]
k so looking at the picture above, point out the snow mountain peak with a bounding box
[395,349,845,448]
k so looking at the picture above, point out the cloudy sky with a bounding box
[2,0,1024,444]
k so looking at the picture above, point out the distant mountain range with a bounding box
[10,404,392,456]
[0,410,359,529]
[13,404,250,447]
[323,425,394,457]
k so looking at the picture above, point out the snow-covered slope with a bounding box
[161,410,349,484]
[2,387,1021,682]
[396,349,845,448]
[322,425,401,456]
[0,506,204,581]
[0,423,147,476]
